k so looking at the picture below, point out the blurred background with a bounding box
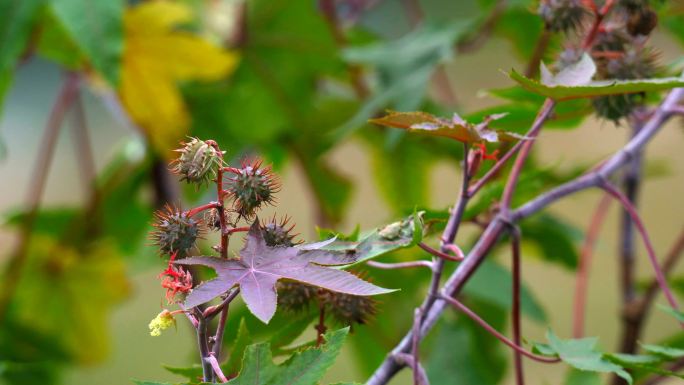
[0,0,683,384]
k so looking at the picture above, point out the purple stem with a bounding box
[365,86,684,385]
[367,260,434,270]
[439,294,561,364]
[601,182,682,323]
[510,227,525,385]
[206,354,228,383]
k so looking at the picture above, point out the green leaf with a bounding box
[509,69,684,101]
[463,260,547,322]
[320,212,424,266]
[0,360,62,385]
[227,328,349,385]
[519,213,581,269]
[640,343,684,359]
[35,7,85,69]
[427,301,507,385]
[0,0,43,112]
[545,330,632,384]
[657,303,684,323]
[225,319,253,376]
[161,365,202,382]
[268,312,315,353]
[338,21,472,137]
[12,235,130,365]
[50,0,123,85]
[564,368,602,385]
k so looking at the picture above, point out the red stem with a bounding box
[186,202,220,217]
[510,227,525,385]
[500,99,556,209]
[439,295,561,364]
[582,0,615,50]
[573,193,612,338]
[418,242,463,262]
[601,182,682,325]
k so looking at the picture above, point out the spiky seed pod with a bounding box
[606,48,659,80]
[592,93,643,122]
[170,138,223,186]
[592,28,632,53]
[226,159,279,218]
[626,8,658,36]
[619,0,654,12]
[150,205,202,256]
[325,292,377,328]
[261,215,299,247]
[277,281,318,313]
[538,0,589,33]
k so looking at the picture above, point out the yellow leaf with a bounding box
[119,1,238,156]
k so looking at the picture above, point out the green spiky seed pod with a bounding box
[592,93,643,122]
[227,159,279,218]
[606,48,659,80]
[261,215,299,247]
[150,205,202,256]
[171,138,223,186]
[592,29,632,53]
[325,291,377,328]
[277,281,318,313]
[538,0,589,33]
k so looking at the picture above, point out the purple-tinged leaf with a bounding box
[369,110,525,144]
[175,220,393,323]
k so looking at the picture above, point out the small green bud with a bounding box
[171,138,223,186]
[261,215,298,247]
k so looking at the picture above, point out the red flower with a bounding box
[159,252,193,302]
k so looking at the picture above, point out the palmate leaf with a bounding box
[50,0,124,85]
[369,110,526,144]
[543,330,632,384]
[175,220,393,323]
[535,330,684,384]
[509,53,684,100]
[314,212,424,266]
[227,328,349,385]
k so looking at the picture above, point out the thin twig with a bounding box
[438,294,561,364]
[365,86,684,385]
[573,193,612,338]
[500,98,556,209]
[196,312,215,382]
[418,242,463,262]
[70,87,97,202]
[510,226,525,385]
[601,182,681,323]
[525,29,552,78]
[206,354,228,383]
[0,72,79,322]
[366,260,434,270]
[412,308,422,385]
